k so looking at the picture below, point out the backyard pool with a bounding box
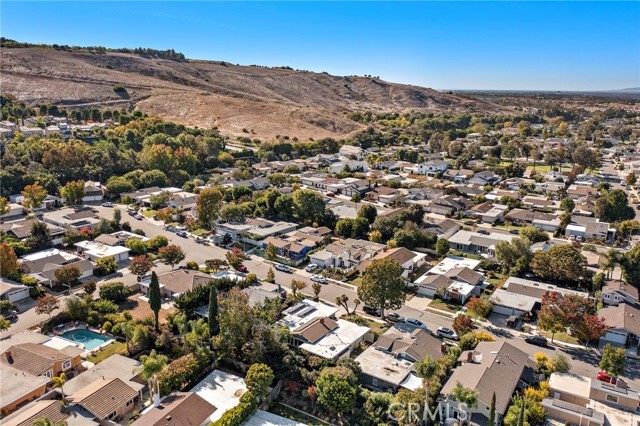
[60,329,111,351]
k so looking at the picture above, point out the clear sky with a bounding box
[2,1,639,91]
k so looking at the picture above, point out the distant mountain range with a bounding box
[616,87,640,93]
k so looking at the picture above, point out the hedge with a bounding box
[210,391,256,426]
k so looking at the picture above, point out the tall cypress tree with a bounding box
[516,395,526,426]
[149,271,161,331]
[208,285,219,337]
[487,392,496,426]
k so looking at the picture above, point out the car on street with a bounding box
[305,264,319,273]
[101,202,113,207]
[1,310,18,320]
[176,231,188,238]
[455,307,468,317]
[406,318,427,329]
[236,264,248,273]
[436,327,459,340]
[134,214,144,220]
[274,264,292,273]
[524,336,548,347]
[310,274,327,284]
[385,312,405,323]
[363,305,382,316]
[596,372,617,384]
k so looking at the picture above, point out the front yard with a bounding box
[429,299,462,313]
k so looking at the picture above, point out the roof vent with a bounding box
[166,415,172,421]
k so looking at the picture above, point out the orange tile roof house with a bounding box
[1,343,82,379]
[69,377,141,423]
[131,392,216,426]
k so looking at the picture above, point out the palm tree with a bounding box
[51,372,66,400]
[415,356,441,425]
[452,382,478,425]
[136,349,168,396]
[33,418,67,426]
[603,249,620,280]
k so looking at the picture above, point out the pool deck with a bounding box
[48,322,115,358]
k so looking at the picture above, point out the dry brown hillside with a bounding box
[1,47,508,139]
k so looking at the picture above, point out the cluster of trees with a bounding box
[538,292,606,344]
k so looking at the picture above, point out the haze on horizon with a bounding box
[2,1,639,92]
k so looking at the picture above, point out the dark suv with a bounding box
[363,305,382,317]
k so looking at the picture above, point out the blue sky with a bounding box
[2,1,639,91]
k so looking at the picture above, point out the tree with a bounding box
[530,246,587,284]
[435,238,450,257]
[621,244,640,286]
[358,204,378,224]
[113,208,122,225]
[266,267,275,283]
[139,349,168,384]
[312,282,322,300]
[95,256,118,276]
[265,243,277,260]
[315,367,358,422]
[538,292,604,344]
[245,363,274,401]
[159,244,185,268]
[28,221,52,250]
[596,189,635,223]
[518,226,548,243]
[495,238,531,275]
[60,180,85,206]
[357,258,405,319]
[452,314,474,336]
[369,229,383,243]
[335,218,353,238]
[149,271,161,331]
[560,197,575,213]
[0,317,10,332]
[572,144,599,171]
[290,280,307,297]
[208,286,219,337]
[51,372,67,400]
[33,418,67,426]
[0,197,10,217]
[451,383,478,425]
[416,355,441,425]
[21,183,47,211]
[336,294,360,316]
[65,295,89,321]
[599,343,626,377]
[35,295,59,317]
[54,265,81,289]
[516,393,526,426]
[626,171,637,186]
[0,242,19,277]
[99,282,131,303]
[293,189,326,225]
[129,255,153,277]
[196,187,224,229]
[467,296,493,319]
[487,392,496,426]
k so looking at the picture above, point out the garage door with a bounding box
[7,287,30,303]
[492,304,516,316]
[604,330,627,345]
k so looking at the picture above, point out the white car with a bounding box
[436,327,459,341]
[406,318,427,329]
[274,264,292,273]
[310,275,327,284]
[305,264,319,273]
[101,202,113,207]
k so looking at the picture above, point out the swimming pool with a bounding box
[60,329,111,351]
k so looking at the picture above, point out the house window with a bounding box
[372,377,378,387]
[108,411,117,420]
[44,370,53,378]
[62,361,71,370]
[126,399,134,406]
[605,394,618,404]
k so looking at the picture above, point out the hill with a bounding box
[0,46,508,139]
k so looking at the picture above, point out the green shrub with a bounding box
[146,235,169,251]
[102,321,113,332]
[186,261,199,270]
[93,299,119,314]
[113,84,126,93]
[29,285,45,299]
[125,239,147,255]
[41,312,71,334]
[211,391,256,426]
[21,275,39,286]
[99,282,132,303]
[157,351,212,395]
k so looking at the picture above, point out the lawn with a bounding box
[191,228,210,237]
[486,274,506,288]
[142,209,157,218]
[538,330,580,345]
[87,341,127,364]
[348,277,363,287]
[429,299,462,313]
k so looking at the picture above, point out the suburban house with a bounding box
[0,202,25,220]
[20,249,94,287]
[0,219,65,246]
[443,168,474,183]
[407,160,448,177]
[367,186,407,205]
[0,277,31,304]
[414,274,454,298]
[356,325,446,392]
[82,181,105,203]
[74,240,131,263]
[191,370,248,424]
[566,184,598,200]
[131,392,216,426]
[357,247,427,278]
[215,218,298,245]
[468,170,502,186]
[427,195,470,216]
[1,343,83,379]
[1,398,98,426]
[565,216,616,242]
[599,303,640,348]
[43,207,101,230]
[261,226,330,261]
[123,186,183,206]
[278,300,370,361]
[439,341,536,426]
[476,204,508,224]
[601,280,639,306]
[502,276,589,303]
[339,144,366,160]
[543,372,640,426]
[0,363,50,414]
[9,194,58,211]
[505,208,561,232]
[490,289,539,317]
[140,269,212,300]
[68,378,141,423]
[448,230,516,257]
[308,238,386,271]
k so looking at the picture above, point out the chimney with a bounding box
[5,351,13,364]
[319,318,325,325]
[441,342,447,354]
[466,351,473,363]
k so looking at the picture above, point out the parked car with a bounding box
[134,214,144,220]
[363,305,382,317]
[436,327,459,341]
[310,274,327,284]
[455,307,468,317]
[524,336,548,347]
[101,202,113,207]
[406,318,427,329]
[385,312,405,323]
[274,264,292,273]
[236,264,248,273]
[176,231,188,238]
[305,264,319,273]
[1,310,18,320]
[478,229,490,235]
[596,372,617,384]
